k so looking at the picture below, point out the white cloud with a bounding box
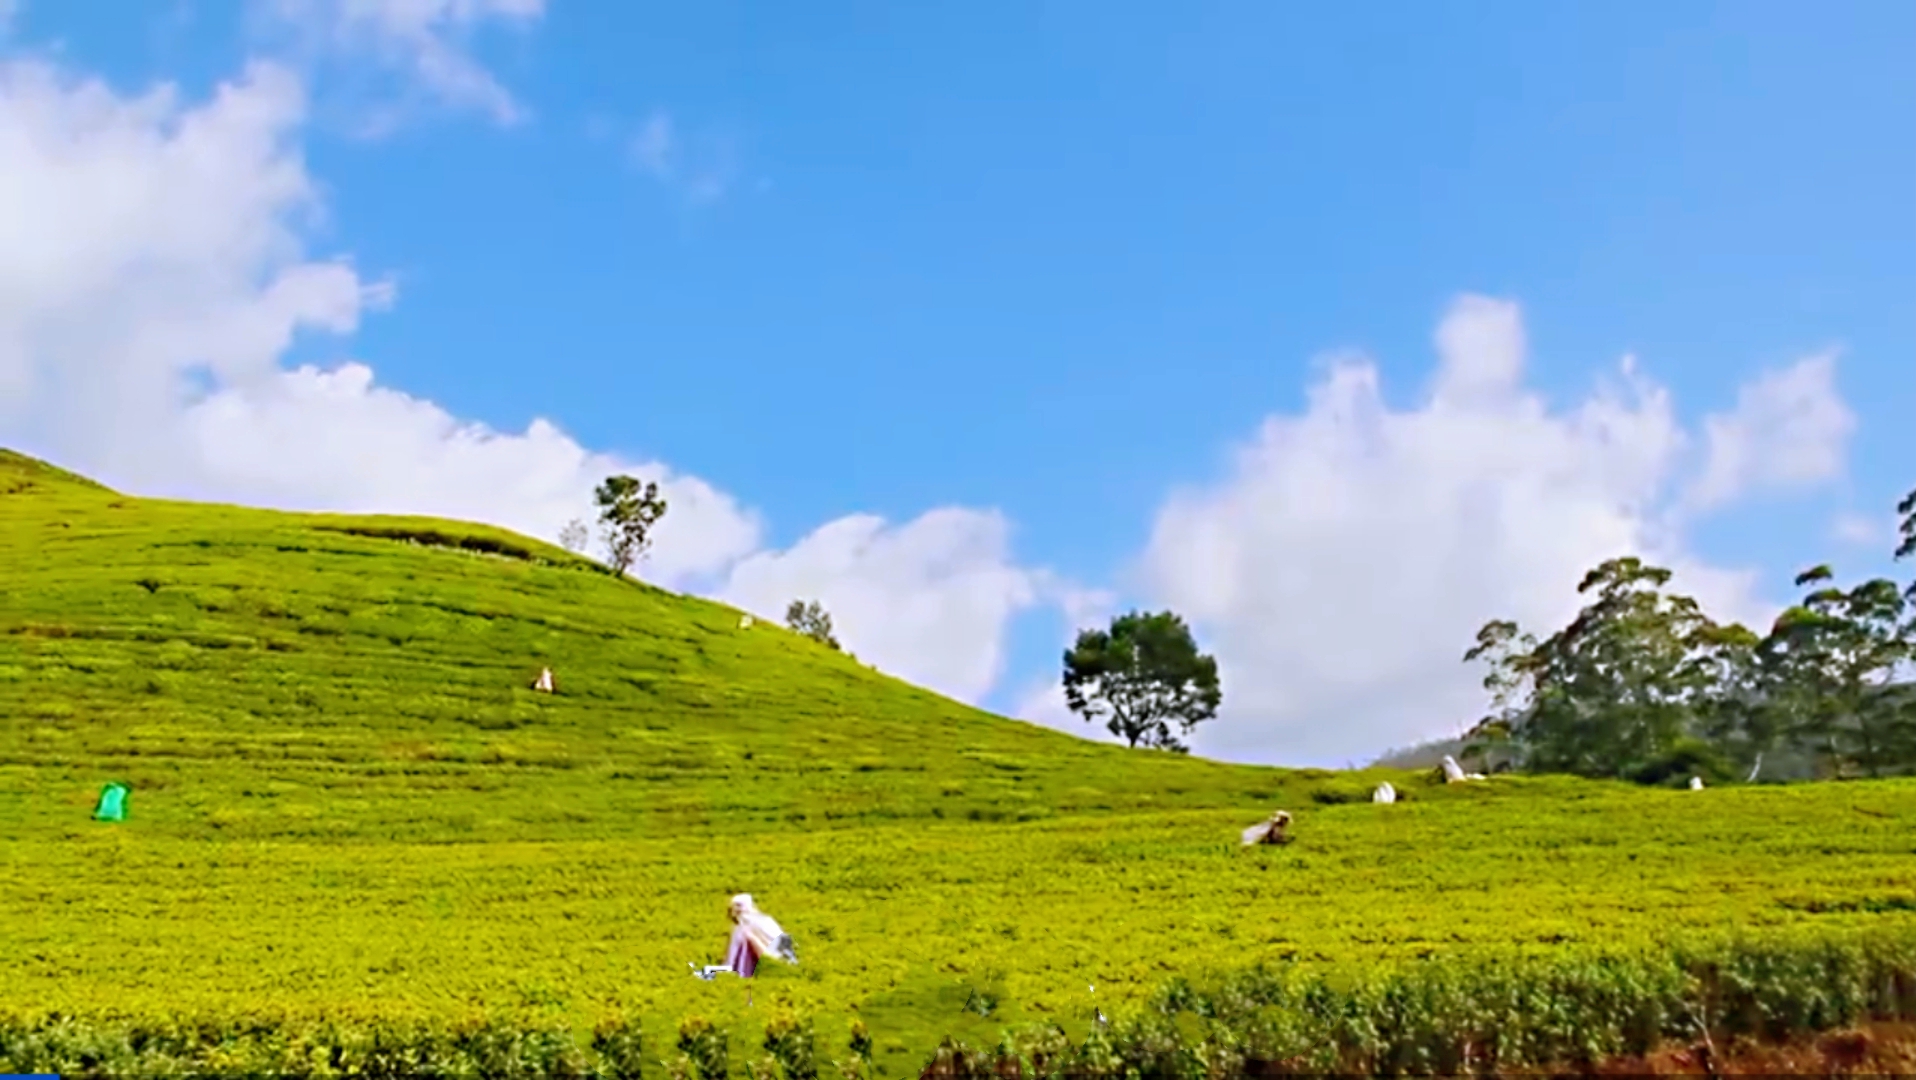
[0,50,1070,710]
[1686,351,1854,512]
[1,43,1861,770]
[716,509,1092,704]
[1006,588,1122,739]
[0,58,334,442]
[1427,293,1526,406]
[181,364,765,589]
[0,55,752,588]
[1008,676,1138,749]
[255,0,544,128]
[1135,295,1809,768]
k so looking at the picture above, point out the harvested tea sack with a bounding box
[93,781,130,823]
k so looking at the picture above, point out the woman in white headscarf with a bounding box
[723,893,797,1005]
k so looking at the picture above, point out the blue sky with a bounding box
[3,1,1912,765]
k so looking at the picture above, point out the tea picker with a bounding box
[697,894,798,1007]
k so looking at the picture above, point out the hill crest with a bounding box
[0,447,1335,844]
[0,448,115,496]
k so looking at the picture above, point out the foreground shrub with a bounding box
[0,1011,639,1080]
[4,931,1914,1078]
[763,1008,818,1080]
[944,930,1916,1078]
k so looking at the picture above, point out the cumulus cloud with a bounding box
[715,509,1100,704]
[182,364,766,588]
[1133,295,1820,768]
[1009,677,1129,747]
[1686,351,1854,512]
[0,55,753,588]
[254,0,544,128]
[0,58,333,446]
[0,49,1075,704]
[1,41,1861,768]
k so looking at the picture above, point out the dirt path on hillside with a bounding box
[1583,1021,1916,1076]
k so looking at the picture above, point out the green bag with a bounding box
[93,781,130,822]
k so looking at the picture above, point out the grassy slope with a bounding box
[5,449,1915,1075]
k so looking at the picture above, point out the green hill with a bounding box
[5,448,1916,1077]
[0,446,1282,841]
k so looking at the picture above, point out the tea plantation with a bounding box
[4,449,1914,1077]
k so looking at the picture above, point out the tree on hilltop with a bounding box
[594,476,668,576]
[1062,610,1220,752]
[785,600,840,650]
[557,518,590,555]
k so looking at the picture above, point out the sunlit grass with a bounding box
[4,448,1914,1074]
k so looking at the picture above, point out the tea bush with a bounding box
[6,451,1916,1074]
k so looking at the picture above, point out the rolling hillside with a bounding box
[5,448,1915,1077]
[0,447,1291,841]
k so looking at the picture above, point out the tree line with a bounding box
[570,470,1916,784]
[1055,484,1916,780]
[1461,485,1916,783]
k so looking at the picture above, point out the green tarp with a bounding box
[93,781,129,822]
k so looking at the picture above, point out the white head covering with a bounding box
[730,894,797,964]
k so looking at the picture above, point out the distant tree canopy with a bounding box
[785,599,840,651]
[1899,486,1916,566]
[1062,610,1221,752]
[1466,484,1916,783]
[593,476,667,576]
[557,518,589,555]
